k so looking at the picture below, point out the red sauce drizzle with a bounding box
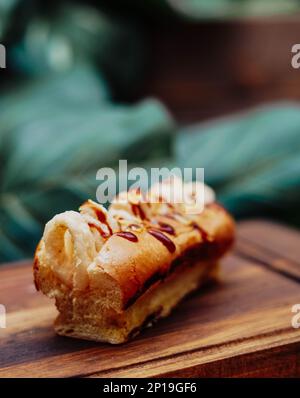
[94,208,113,235]
[94,208,106,222]
[164,214,176,221]
[116,231,138,242]
[131,204,147,220]
[191,222,209,242]
[157,222,175,236]
[166,202,175,209]
[157,195,164,203]
[88,223,110,238]
[148,229,176,253]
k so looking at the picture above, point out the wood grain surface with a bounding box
[0,220,299,378]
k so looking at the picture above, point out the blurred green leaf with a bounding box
[0,66,174,261]
[165,0,300,19]
[102,0,300,20]
[0,0,21,39]
[9,2,145,96]
[175,103,300,220]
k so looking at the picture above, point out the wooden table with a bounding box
[0,220,299,378]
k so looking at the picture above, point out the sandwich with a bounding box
[34,178,235,344]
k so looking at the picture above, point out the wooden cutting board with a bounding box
[0,220,299,378]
